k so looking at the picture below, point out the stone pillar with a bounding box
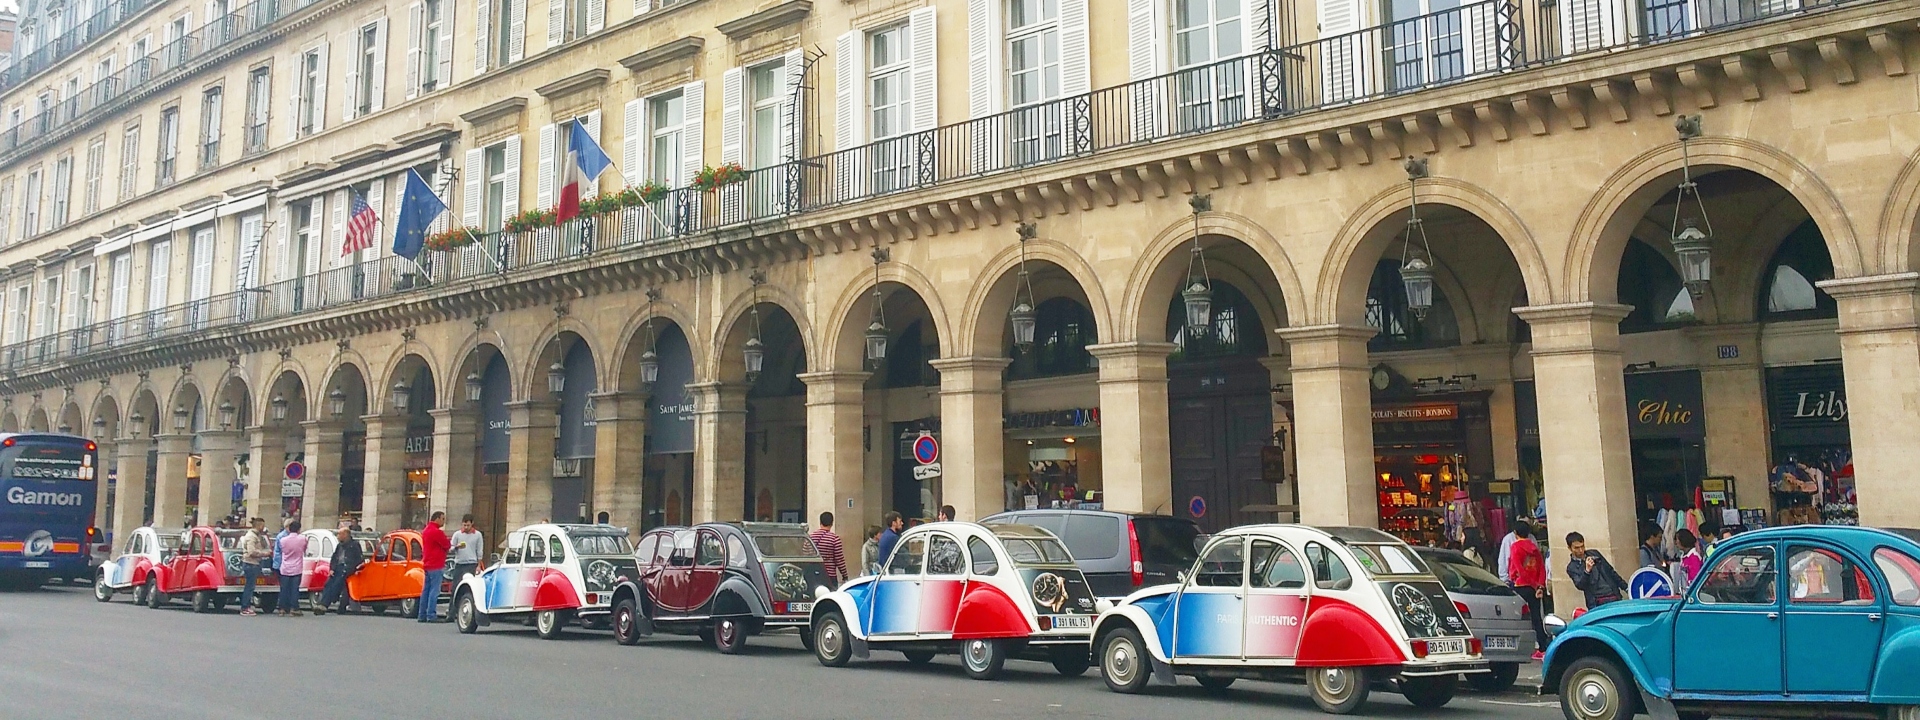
[243,425,283,521]
[689,381,748,523]
[111,438,151,537]
[300,419,345,527]
[1257,355,1296,520]
[152,433,194,528]
[1514,303,1638,611]
[1820,273,1920,528]
[592,391,647,534]
[93,439,114,534]
[1088,342,1175,516]
[197,429,241,525]
[504,400,557,529]
[429,407,477,523]
[1687,323,1772,509]
[360,414,409,533]
[801,371,869,553]
[928,357,1011,522]
[1275,325,1377,527]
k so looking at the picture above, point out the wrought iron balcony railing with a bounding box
[0,0,168,94]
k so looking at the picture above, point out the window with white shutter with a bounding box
[720,67,745,168]
[834,31,863,153]
[1559,0,1626,55]
[508,0,526,62]
[10,285,30,344]
[909,8,938,134]
[21,168,42,238]
[464,147,486,228]
[109,252,131,320]
[37,275,60,339]
[537,122,557,210]
[1318,0,1374,102]
[679,81,704,194]
[429,0,454,90]
[475,0,492,73]
[236,211,265,291]
[867,23,914,192]
[71,264,93,329]
[0,178,12,244]
[645,90,684,187]
[147,240,172,311]
[190,226,215,301]
[83,137,105,214]
[407,2,424,98]
[120,123,141,201]
[622,99,645,186]
[329,189,348,272]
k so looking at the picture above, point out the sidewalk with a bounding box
[1517,662,1545,693]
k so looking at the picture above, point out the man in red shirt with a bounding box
[418,511,452,622]
[1506,521,1548,660]
[808,512,849,588]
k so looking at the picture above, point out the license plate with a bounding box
[23,561,49,568]
[1050,615,1092,629]
[1485,636,1518,651]
[1427,638,1466,655]
[789,602,812,614]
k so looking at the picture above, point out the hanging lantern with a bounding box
[865,318,889,364]
[218,400,236,429]
[1398,158,1438,321]
[269,394,288,422]
[1672,219,1712,297]
[1181,280,1213,335]
[1667,114,1715,298]
[464,372,483,403]
[638,349,660,388]
[547,362,566,396]
[328,388,347,418]
[172,405,190,431]
[1010,223,1039,351]
[91,415,106,436]
[57,422,71,433]
[1009,301,1037,348]
[390,381,411,414]
[1182,195,1213,335]
[129,411,147,437]
[743,337,765,382]
[1400,256,1436,320]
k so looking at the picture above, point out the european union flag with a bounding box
[392,168,447,260]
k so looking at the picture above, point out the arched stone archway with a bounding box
[253,370,309,524]
[716,288,810,526]
[366,352,438,531]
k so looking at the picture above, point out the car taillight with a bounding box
[1410,640,1429,658]
[1127,521,1143,587]
[586,593,599,605]
[773,601,788,614]
[1038,615,1053,631]
[1453,600,1471,618]
[1469,638,1483,655]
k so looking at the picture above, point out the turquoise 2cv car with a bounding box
[1544,526,1920,720]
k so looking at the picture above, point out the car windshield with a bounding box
[752,534,819,559]
[158,534,182,550]
[999,537,1075,566]
[1133,517,1200,567]
[570,534,633,556]
[1347,543,1432,577]
[1425,553,1512,595]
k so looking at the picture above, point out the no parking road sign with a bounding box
[912,434,940,465]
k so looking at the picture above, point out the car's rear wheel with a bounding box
[146,579,166,609]
[713,617,748,654]
[613,598,644,646]
[191,590,214,614]
[1559,656,1637,720]
[400,597,419,618]
[1400,675,1456,709]
[536,609,567,639]
[901,650,936,665]
[93,572,113,602]
[960,639,1008,681]
[1306,666,1371,715]
[813,610,852,667]
[1099,628,1152,694]
[1468,662,1519,693]
[131,578,150,606]
[1196,675,1235,693]
[1051,647,1091,677]
[454,593,479,634]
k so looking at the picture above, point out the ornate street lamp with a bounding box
[743,271,767,384]
[1669,115,1715,297]
[1399,159,1437,320]
[865,249,890,366]
[547,362,566,396]
[464,372,483,403]
[129,411,147,438]
[172,405,190,432]
[638,288,661,391]
[269,394,288,422]
[58,422,71,433]
[1009,223,1038,350]
[91,415,106,437]
[218,400,236,429]
[328,388,347,418]
[390,381,411,414]
[1182,194,1214,336]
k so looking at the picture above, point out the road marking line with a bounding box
[1475,699,1557,708]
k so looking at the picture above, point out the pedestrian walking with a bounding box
[448,514,484,591]
[316,527,364,615]
[275,520,308,617]
[1565,531,1627,609]
[418,511,451,622]
[1675,529,1704,589]
[808,512,849,587]
[876,512,904,567]
[1505,522,1548,660]
[1496,526,1520,584]
[239,517,272,616]
[861,525,883,576]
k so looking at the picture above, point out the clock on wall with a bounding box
[1371,366,1393,391]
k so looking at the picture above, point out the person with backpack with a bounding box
[1506,521,1548,661]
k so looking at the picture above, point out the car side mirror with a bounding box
[1175,569,1188,584]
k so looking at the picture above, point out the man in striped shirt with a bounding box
[809,511,849,588]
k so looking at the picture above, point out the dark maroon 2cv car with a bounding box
[609,522,830,653]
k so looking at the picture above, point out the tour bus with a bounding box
[0,433,100,587]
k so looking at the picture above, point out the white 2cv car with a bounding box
[1091,525,1488,714]
[452,523,638,639]
[93,526,182,603]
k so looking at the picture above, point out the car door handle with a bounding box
[1869,613,1883,622]
[1767,612,1779,620]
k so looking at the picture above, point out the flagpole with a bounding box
[576,128,671,239]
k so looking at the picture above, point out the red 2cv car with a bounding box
[144,526,264,613]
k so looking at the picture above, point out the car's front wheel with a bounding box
[713,617,748,654]
[536,609,567,639]
[813,610,851,667]
[1468,662,1519,693]
[1559,656,1638,720]
[145,579,166,609]
[613,598,644,646]
[1099,627,1152,694]
[1400,675,1457,709]
[400,597,419,618]
[454,593,479,634]
[92,572,113,602]
[131,578,150,606]
[191,590,214,614]
[1306,666,1371,715]
[960,639,1008,681]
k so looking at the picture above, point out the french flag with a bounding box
[556,120,614,222]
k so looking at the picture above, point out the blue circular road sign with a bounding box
[912,434,939,465]
[1628,567,1675,599]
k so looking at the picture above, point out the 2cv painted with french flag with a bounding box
[809,522,1098,680]
[453,523,637,639]
[93,526,182,604]
[1090,525,1487,714]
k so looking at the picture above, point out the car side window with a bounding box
[1695,546,1777,605]
[1787,545,1874,605]
[1304,542,1352,591]
[696,532,725,567]
[503,533,525,564]
[388,539,405,562]
[671,530,697,564]
[967,536,1000,576]
[726,535,749,569]
[1193,537,1244,587]
[527,535,548,564]
[410,539,423,561]
[635,535,659,566]
[129,534,143,555]
[1873,548,1920,607]
[887,535,926,575]
[926,534,964,576]
[1249,539,1307,590]
[548,535,566,564]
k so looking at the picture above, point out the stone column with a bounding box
[360,414,410,533]
[1514,303,1637,611]
[1687,322,1772,509]
[93,439,114,534]
[429,407,477,523]
[1820,273,1920,528]
[1257,355,1296,520]
[111,438,151,537]
[243,425,283,521]
[504,400,557,529]
[1088,342,1175,516]
[689,381,748,523]
[591,391,647,534]
[801,371,870,553]
[197,429,241,525]
[300,419,345,527]
[151,433,194,528]
[928,357,1011,522]
[1275,325,1378,527]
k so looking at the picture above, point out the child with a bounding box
[1675,529,1704,590]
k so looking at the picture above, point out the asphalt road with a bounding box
[1,583,1564,720]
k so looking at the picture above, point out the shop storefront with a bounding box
[403,431,432,529]
[339,431,366,528]
[1766,363,1855,526]
[552,342,597,525]
[1368,392,1497,549]
[1002,408,1102,513]
[644,325,695,530]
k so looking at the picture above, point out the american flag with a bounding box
[340,190,378,256]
